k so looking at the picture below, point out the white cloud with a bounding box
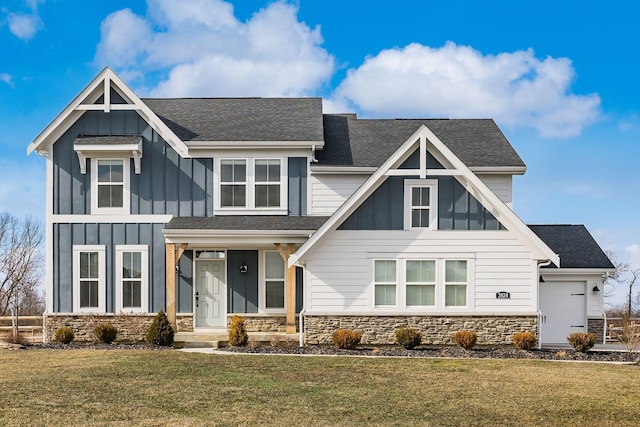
[332,42,601,137]
[95,0,335,97]
[4,0,45,41]
[0,73,12,86]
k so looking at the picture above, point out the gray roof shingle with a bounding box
[74,135,141,145]
[528,225,614,269]
[318,115,525,168]
[143,98,324,142]
[165,216,330,231]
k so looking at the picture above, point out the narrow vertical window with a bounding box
[116,245,148,313]
[255,159,281,207]
[411,187,431,228]
[220,159,247,207]
[264,251,285,309]
[445,260,467,307]
[79,252,99,308]
[374,260,396,306]
[97,159,124,208]
[406,260,436,306]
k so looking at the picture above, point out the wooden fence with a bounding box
[606,317,640,343]
[0,315,43,344]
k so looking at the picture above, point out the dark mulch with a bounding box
[221,344,640,363]
[15,342,174,351]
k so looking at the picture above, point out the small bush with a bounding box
[395,327,422,350]
[2,331,26,345]
[567,332,596,352]
[95,323,118,344]
[332,329,362,349]
[453,330,477,350]
[513,332,537,350]
[54,326,75,344]
[228,315,248,347]
[145,310,174,346]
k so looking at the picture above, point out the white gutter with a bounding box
[603,311,607,345]
[536,259,553,349]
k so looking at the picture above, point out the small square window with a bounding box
[404,180,438,230]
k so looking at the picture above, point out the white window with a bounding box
[115,245,149,313]
[445,260,468,307]
[263,251,285,311]
[91,158,130,214]
[215,158,287,214]
[374,260,397,306]
[404,179,438,230]
[73,245,106,313]
[406,260,436,306]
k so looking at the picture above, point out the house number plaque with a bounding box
[496,292,511,299]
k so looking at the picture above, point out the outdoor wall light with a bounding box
[239,264,248,274]
[592,285,600,292]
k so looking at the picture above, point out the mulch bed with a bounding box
[221,343,640,363]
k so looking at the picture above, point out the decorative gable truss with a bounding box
[291,124,560,267]
[26,67,189,166]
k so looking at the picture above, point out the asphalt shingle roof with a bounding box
[74,135,141,145]
[165,216,330,231]
[318,115,525,168]
[143,98,324,142]
[528,225,614,269]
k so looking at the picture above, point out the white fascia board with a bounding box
[27,67,190,159]
[310,166,378,175]
[289,125,428,267]
[540,268,612,276]
[186,140,324,151]
[470,166,527,175]
[163,229,313,245]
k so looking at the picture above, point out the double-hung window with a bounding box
[91,158,130,214]
[404,179,438,230]
[264,251,285,310]
[216,158,286,213]
[406,260,436,306]
[445,260,467,307]
[115,245,149,313]
[73,246,106,312]
[374,260,397,306]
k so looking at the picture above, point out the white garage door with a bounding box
[539,281,586,344]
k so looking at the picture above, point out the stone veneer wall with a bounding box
[176,314,193,332]
[303,315,538,345]
[588,318,605,344]
[228,315,294,332]
[45,314,155,342]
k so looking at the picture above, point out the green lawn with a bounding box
[0,350,638,426]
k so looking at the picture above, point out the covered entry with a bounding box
[539,281,586,344]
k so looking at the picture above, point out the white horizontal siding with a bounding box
[478,174,513,207]
[305,230,537,313]
[309,174,368,215]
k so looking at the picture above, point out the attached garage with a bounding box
[539,281,586,344]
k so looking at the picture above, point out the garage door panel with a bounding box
[540,282,586,344]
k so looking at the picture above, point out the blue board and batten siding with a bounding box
[51,109,309,314]
[339,149,502,231]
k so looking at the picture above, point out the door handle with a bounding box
[195,291,199,308]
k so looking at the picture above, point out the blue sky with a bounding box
[1,0,639,304]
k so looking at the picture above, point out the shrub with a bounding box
[567,332,596,352]
[332,329,362,349]
[453,330,477,350]
[228,315,248,347]
[620,320,640,353]
[2,331,26,345]
[95,323,118,344]
[54,326,75,344]
[395,327,422,350]
[145,310,174,346]
[513,332,537,350]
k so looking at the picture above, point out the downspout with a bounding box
[295,262,307,348]
[536,259,553,349]
[603,311,607,345]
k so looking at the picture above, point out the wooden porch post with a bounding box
[286,243,296,334]
[165,243,176,330]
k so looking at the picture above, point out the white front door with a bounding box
[540,281,586,344]
[195,260,226,328]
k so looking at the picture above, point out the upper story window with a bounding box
[73,245,106,313]
[215,158,287,214]
[91,158,130,214]
[404,179,438,230]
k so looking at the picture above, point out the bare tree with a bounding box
[604,250,640,317]
[0,213,45,319]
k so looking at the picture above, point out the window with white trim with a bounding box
[115,245,149,313]
[445,260,467,307]
[406,260,436,306]
[264,251,285,310]
[73,245,106,312]
[91,158,130,214]
[374,260,397,306]
[404,179,438,230]
[215,158,287,213]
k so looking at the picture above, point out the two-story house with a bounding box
[28,67,614,346]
